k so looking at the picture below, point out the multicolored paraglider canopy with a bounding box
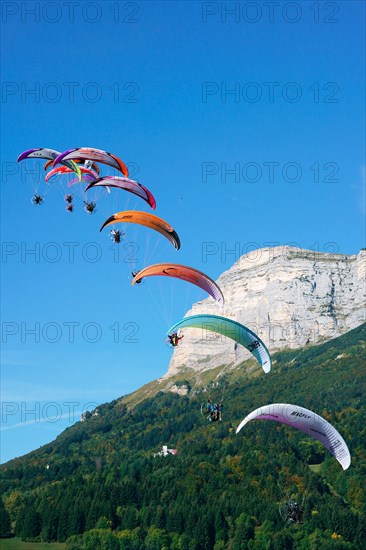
[45,165,98,182]
[18,148,82,179]
[54,147,128,177]
[86,176,156,209]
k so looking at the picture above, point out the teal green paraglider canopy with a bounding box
[165,314,271,373]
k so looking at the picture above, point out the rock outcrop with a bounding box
[165,246,366,377]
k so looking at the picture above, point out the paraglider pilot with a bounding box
[64,194,73,204]
[131,271,143,284]
[206,400,222,422]
[285,501,303,524]
[84,201,96,214]
[168,332,184,347]
[110,229,123,244]
[32,194,44,205]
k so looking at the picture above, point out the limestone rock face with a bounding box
[165,247,366,378]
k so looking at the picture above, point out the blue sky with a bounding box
[1,1,365,463]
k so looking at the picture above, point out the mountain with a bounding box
[166,246,366,378]
[1,324,365,549]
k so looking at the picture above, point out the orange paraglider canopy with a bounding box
[100,211,180,250]
[131,263,224,305]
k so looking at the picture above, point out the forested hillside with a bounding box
[1,324,365,549]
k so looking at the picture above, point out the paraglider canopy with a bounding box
[236,403,351,470]
[45,165,98,183]
[54,147,129,177]
[131,264,224,306]
[100,211,181,250]
[18,148,81,179]
[165,314,271,373]
[85,177,156,210]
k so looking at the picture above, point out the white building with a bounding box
[154,445,178,457]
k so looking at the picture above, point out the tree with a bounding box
[0,497,12,538]
[228,514,255,550]
[171,533,192,550]
[270,529,294,550]
[58,503,71,541]
[83,528,119,550]
[144,526,170,550]
[21,506,41,541]
[42,506,59,542]
[66,534,83,550]
[249,520,274,550]
[117,506,138,530]
[118,527,144,550]
[194,514,215,550]
[69,503,86,535]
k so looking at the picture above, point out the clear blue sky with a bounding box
[1,1,365,463]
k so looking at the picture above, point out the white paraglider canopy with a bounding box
[236,403,351,470]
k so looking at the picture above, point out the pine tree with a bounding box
[57,504,70,541]
[0,497,12,538]
[43,506,59,542]
[21,507,41,541]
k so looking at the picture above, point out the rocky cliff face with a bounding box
[165,246,366,378]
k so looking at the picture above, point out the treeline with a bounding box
[1,324,365,549]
